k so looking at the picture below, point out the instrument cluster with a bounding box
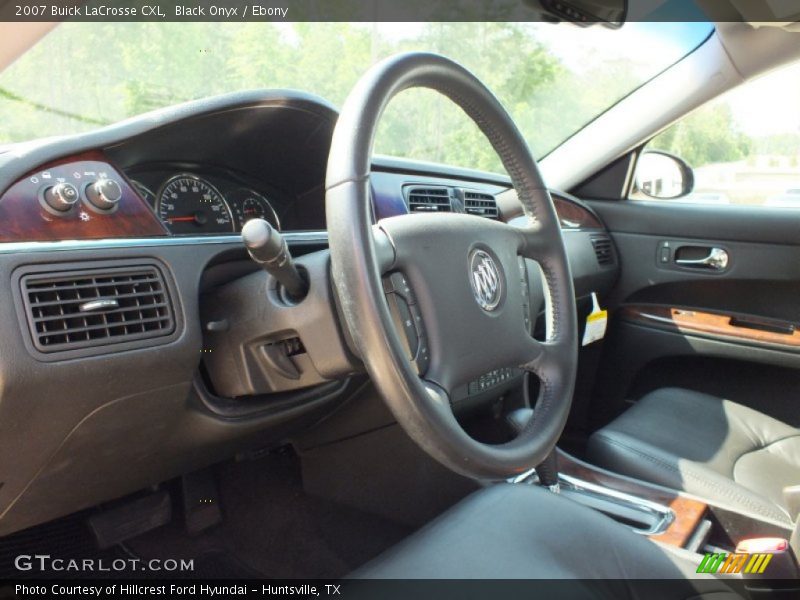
[129,169,282,235]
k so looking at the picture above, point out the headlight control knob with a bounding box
[86,178,122,210]
[43,182,80,212]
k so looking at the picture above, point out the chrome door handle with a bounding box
[675,247,728,270]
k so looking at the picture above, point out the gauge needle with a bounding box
[168,216,197,223]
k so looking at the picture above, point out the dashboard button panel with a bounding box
[0,151,167,242]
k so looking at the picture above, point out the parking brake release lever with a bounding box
[242,219,308,302]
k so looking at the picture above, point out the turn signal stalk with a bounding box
[242,219,308,301]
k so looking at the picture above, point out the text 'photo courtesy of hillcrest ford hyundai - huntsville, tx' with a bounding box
[0,1,799,599]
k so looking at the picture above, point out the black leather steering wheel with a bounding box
[325,52,578,480]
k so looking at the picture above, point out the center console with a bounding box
[520,450,796,560]
[558,473,675,537]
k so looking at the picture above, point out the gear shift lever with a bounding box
[536,449,560,493]
[505,406,560,492]
[242,219,308,302]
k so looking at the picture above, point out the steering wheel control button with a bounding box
[519,257,532,332]
[383,272,428,374]
[86,178,122,211]
[42,182,80,212]
[413,336,430,374]
[408,305,429,374]
[469,249,503,312]
[386,291,419,354]
[468,368,521,395]
[386,272,417,304]
[398,296,419,353]
[518,258,528,281]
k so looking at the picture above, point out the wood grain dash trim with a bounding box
[552,195,603,229]
[0,150,168,242]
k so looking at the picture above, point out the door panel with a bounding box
[589,200,800,245]
[583,199,800,428]
[605,231,800,320]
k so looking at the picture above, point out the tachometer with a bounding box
[229,188,281,231]
[157,175,234,234]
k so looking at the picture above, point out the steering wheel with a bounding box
[325,52,578,480]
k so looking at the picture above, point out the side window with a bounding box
[631,61,800,207]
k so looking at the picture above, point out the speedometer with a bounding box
[157,174,234,234]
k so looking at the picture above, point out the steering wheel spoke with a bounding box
[521,335,566,376]
[372,225,398,274]
[518,222,559,263]
[420,377,452,409]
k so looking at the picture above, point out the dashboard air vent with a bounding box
[20,265,175,353]
[591,235,615,266]
[462,191,499,219]
[407,186,452,213]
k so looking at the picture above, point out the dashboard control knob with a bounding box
[242,218,308,302]
[43,182,80,212]
[86,178,122,210]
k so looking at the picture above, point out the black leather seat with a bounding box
[588,388,800,525]
[352,483,741,597]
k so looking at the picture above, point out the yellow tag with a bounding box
[582,292,608,346]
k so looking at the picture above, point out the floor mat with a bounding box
[0,509,126,579]
[125,449,413,579]
[0,450,411,580]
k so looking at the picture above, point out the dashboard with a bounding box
[0,90,619,538]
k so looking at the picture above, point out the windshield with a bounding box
[0,21,712,171]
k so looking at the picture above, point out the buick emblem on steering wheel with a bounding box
[469,249,503,311]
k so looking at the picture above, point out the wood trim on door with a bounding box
[619,305,800,349]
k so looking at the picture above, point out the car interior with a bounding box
[0,0,800,594]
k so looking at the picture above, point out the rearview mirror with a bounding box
[634,151,695,200]
[536,1,627,28]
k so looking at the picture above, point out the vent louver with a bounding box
[591,235,615,266]
[21,265,175,353]
[406,187,452,213]
[462,191,499,219]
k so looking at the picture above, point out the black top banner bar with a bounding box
[1,0,798,23]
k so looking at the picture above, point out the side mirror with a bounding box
[633,150,695,200]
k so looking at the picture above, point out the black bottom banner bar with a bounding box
[3,579,800,600]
